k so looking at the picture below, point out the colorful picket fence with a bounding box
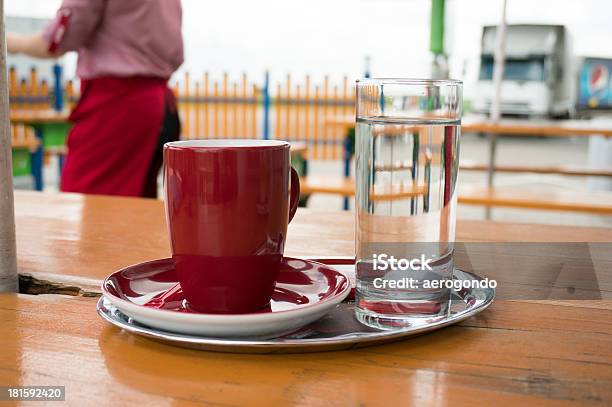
[8,66,75,151]
[174,72,354,160]
[9,67,356,161]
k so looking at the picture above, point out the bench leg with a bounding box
[486,132,498,219]
[31,128,44,191]
[302,157,309,177]
[343,138,351,211]
[58,153,65,180]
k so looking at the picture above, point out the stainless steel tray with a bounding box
[97,265,495,354]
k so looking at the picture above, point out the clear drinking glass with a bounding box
[354,78,462,329]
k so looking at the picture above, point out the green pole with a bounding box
[430,0,445,55]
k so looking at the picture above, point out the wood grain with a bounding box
[0,294,611,406]
[6,191,612,405]
[14,191,612,287]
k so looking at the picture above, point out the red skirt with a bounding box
[61,77,178,197]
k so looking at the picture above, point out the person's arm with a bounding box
[7,33,61,58]
[8,0,105,59]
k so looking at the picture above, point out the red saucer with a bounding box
[102,257,350,337]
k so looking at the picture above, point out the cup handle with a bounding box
[289,167,300,223]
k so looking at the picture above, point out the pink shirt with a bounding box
[43,0,184,80]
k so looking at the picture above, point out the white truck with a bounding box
[473,24,574,118]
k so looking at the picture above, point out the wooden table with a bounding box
[462,117,612,138]
[4,191,612,405]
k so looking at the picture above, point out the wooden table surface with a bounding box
[327,115,612,137]
[4,191,612,405]
[461,116,612,137]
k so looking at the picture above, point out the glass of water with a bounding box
[354,78,462,329]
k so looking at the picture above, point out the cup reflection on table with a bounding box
[163,140,300,314]
[354,78,462,329]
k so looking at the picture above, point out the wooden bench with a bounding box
[300,176,354,197]
[325,114,612,182]
[460,162,612,178]
[299,176,612,214]
[300,177,427,201]
[458,185,612,215]
[313,116,612,214]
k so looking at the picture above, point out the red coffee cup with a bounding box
[163,140,300,313]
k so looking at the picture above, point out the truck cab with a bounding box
[473,24,572,118]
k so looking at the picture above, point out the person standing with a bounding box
[8,0,184,197]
